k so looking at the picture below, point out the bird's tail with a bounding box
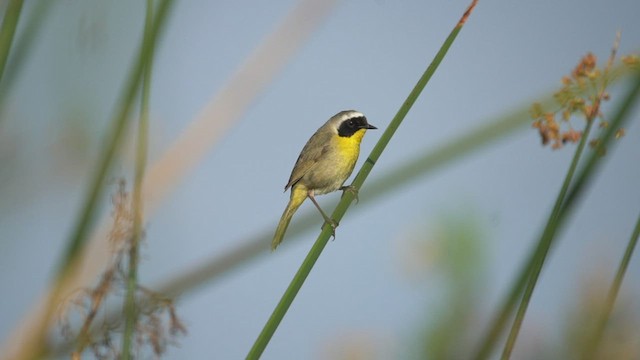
[272,186,307,250]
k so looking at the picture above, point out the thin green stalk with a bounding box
[474,71,640,360]
[472,235,537,359]
[246,2,478,358]
[0,0,23,86]
[0,0,52,105]
[500,110,596,360]
[583,211,640,359]
[122,0,155,358]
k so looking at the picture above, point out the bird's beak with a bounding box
[366,124,377,130]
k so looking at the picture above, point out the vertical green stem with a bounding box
[0,0,23,85]
[122,0,155,358]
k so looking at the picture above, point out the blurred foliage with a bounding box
[412,212,487,360]
[563,271,640,360]
[404,214,639,360]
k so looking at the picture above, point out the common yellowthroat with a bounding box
[271,110,377,250]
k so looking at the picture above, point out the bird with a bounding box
[271,110,377,250]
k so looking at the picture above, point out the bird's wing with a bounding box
[284,130,332,191]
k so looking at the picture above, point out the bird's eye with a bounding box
[348,120,355,127]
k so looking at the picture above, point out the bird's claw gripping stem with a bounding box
[322,219,339,240]
[340,185,359,204]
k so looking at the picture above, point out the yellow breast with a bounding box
[333,128,366,165]
[330,128,366,181]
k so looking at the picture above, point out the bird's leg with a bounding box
[307,190,338,239]
[340,184,359,204]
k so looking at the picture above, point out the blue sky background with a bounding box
[1,0,639,358]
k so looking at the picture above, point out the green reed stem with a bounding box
[582,211,640,359]
[0,0,23,86]
[246,2,478,358]
[500,110,596,360]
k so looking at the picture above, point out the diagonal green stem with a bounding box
[0,0,52,113]
[0,0,23,86]
[500,110,596,360]
[582,210,640,359]
[246,2,478,358]
[121,0,155,358]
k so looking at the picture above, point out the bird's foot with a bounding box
[322,219,339,240]
[340,185,359,204]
